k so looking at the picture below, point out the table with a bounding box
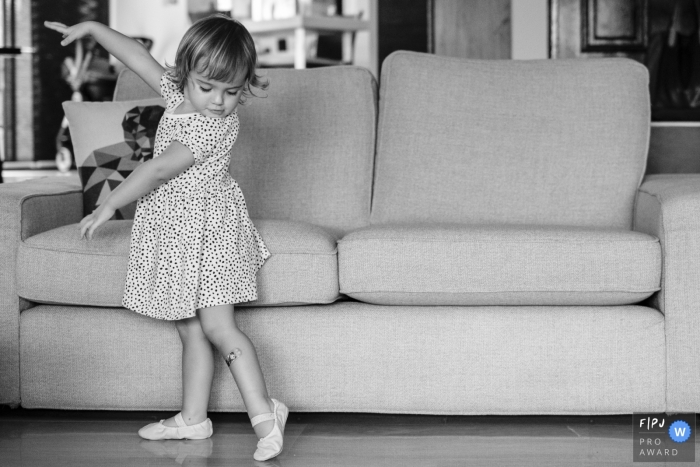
[241,15,370,69]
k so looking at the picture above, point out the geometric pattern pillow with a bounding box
[63,98,165,219]
[79,105,164,219]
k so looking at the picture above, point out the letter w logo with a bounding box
[674,427,687,437]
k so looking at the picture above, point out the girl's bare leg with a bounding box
[198,304,275,438]
[162,316,214,427]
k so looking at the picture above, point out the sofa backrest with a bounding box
[113,69,160,101]
[370,51,650,229]
[113,67,377,238]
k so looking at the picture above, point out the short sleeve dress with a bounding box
[121,72,271,320]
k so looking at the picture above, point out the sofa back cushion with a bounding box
[113,69,160,101]
[370,51,650,229]
[113,67,377,238]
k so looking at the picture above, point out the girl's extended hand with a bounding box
[79,203,115,240]
[44,21,93,46]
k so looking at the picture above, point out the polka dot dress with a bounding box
[122,72,271,320]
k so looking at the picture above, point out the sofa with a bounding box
[2,51,699,415]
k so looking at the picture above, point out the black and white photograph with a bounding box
[0,0,699,465]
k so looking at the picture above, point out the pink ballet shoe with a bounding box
[252,398,289,461]
[138,413,213,440]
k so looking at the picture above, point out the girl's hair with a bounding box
[168,14,268,103]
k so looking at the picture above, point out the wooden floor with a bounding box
[1,410,696,466]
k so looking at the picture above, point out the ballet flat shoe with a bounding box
[138,412,213,440]
[252,398,289,461]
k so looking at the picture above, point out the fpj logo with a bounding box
[633,413,695,463]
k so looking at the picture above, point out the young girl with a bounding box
[45,15,288,462]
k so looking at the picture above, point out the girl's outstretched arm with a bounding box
[44,21,163,93]
[79,142,195,240]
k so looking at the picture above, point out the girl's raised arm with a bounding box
[44,21,163,94]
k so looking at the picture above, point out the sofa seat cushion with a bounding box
[338,224,661,306]
[17,218,339,308]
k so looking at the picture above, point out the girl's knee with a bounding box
[200,321,237,346]
[198,306,238,346]
[175,316,206,341]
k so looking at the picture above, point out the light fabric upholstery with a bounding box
[634,174,700,412]
[338,224,660,306]
[371,52,650,229]
[20,302,665,414]
[113,68,377,239]
[7,58,700,416]
[16,218,340,308]
[113,69,160,101]
[0,176,83,406]
[232,67,376,238]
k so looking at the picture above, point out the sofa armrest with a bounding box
[634,173,700,412]
[0,175,82,406]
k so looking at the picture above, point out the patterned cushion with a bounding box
[63,98,165,219]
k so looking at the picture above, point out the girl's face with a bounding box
[183,69,247,118]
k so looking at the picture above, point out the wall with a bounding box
[434,0,511,59]
[110,0,375,73]
[395,0,548,63]
[342,0,375,74]
[110,0,191,66]
[511,0,549,59]
[109,0,547,76]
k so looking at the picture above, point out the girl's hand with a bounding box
[79,203,115,240]
[44,21,93,46]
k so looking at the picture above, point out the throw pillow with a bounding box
[63,97,166,219]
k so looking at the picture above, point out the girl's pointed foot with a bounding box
[138,412,213,440]
[251,398,289,461]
